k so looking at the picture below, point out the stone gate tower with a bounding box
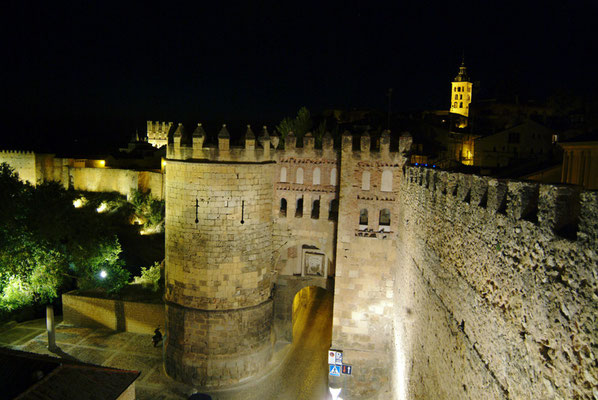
[164,124,276,387]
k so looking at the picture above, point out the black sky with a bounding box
[4,1,597,152]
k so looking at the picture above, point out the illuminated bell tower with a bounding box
[450,60,473,119]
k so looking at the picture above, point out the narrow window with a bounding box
[280,198,287,217]
[361,171,370,190]
[381,170,393,192]
[311,199,320,219]
[280,167,287,182]
[328,199,339,220]
[379,209,391,232]
[295,197,303,217]
[460,94,463,100]
[454,102,458,108]
[296,168,304,184]
[459,102,463,107]
[359,208,368,226]
[313,167,321,185]
[455,94,458,100]
[330,167,337,186]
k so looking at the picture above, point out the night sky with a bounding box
[4,1,597,152]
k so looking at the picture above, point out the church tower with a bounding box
[450,60,473,118]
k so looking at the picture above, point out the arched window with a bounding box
[459,102,463,107]
[295,197,303,217]
[361,171,370,190]
[280,198,287,217]
[460,94,463,100]
[296,168,304,184]
[379,209,391,226]
[381,170,393,192]
[328,199,338,220]
[455,94,458,100]
[454,102,458,108]
[313,168,321,185]
[280,167,287,182]
[311,199,320,219]
[330,168,337,186]
[359,209,368,226]
[457,87,461,92]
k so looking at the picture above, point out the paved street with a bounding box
[0,288,334,400]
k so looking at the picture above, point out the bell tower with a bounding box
[450,59,473,119]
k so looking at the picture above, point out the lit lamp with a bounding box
[100,270,107,279]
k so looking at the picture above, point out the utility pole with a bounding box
[387,88,393,130]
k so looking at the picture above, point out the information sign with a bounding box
[328,349,343,365]
[341,364,352,375]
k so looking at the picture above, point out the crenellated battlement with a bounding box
[163,122,413,165]
[0,149,35,155]
[404,166,597,244]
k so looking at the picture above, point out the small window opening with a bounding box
[295,197,303,217]
[328,199,339,220]
[280,198,287,217]
[359,208,368,226]
[311,199,320,219]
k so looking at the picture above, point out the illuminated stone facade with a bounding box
[450,61,473,118]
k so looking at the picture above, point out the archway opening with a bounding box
[292,286,333,344]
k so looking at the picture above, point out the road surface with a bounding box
[206,287,333,400]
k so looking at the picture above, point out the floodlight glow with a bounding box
[329,387,342,400]
[96,202,108,213]
[100,270,107,279]
[73,198,84,208]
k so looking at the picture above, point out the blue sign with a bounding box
[341,364,352,375]
[329,365,341,377]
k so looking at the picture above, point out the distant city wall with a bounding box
[0,150,37,184]
[394,167,597,399]
[0,150,164,199]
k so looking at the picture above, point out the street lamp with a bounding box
[100,270,107,279]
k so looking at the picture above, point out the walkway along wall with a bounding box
[393,167,597,399]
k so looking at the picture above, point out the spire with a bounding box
[454,56,469,82]
[218,124,230,139]
[173,123,184,138]
[245,124,255,140]
[193,123,206,139]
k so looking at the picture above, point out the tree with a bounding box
[276,107,313,145]
[0,163,130,312]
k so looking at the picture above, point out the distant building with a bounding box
[559,132,598,189]
[473,119,555,168]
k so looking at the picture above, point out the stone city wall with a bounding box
[0,150,37,184]
[62,291,164,334]
[395,167,597,400]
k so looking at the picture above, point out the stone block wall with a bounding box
[165,300,273,387]
[164,153,275,387]
[62,291,164,334]
[0,150,37,184]
[330,132,409,398]
[394,167,597,399]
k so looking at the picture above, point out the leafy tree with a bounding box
[276,107,313,145]
[0,163,130,311]
[130,190,165,231]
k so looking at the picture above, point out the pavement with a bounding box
[0,289,334,400]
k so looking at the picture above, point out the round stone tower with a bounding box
[164,124,275,387]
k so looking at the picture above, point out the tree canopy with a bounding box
[0,163,129,312]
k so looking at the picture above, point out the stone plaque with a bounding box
[304,252,325,276]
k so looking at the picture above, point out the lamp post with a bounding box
[46,304,56,351]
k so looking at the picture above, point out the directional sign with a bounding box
[341,364,352,375]
[329,364,341,377]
